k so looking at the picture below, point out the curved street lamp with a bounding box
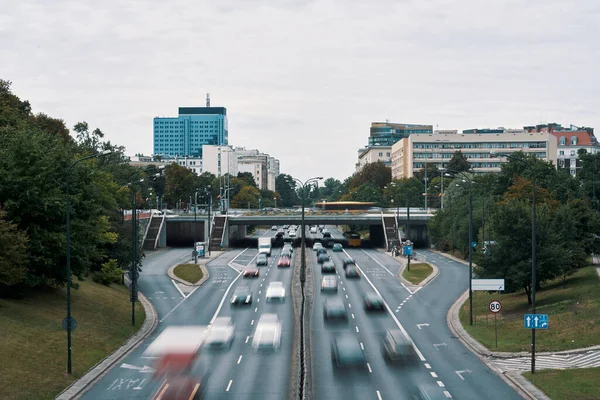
[65,149,111,374]
[292,177,323,283]
[445,169,475,327]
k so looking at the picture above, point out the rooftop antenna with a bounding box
[206,93,210,107]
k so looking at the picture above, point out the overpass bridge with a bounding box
[159,211,434,249]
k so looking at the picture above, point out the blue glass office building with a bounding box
[153,107,228,157]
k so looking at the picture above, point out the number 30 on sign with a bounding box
[489,300,502,313]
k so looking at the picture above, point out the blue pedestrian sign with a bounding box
[471,241,477,248]
[524,314,549,329]
[403,245,413,256]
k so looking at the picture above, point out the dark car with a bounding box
[317,254,330,264]
[345,265,360,278]
[342,258,356,270]
[243,266,259,278]
[323,298,347,320]
[331,334,366,368]
[322,231,332,238]
[364,292,385,311]
[317,247,328,255]
[321,260,336,273]
[231,286,253,305]
[381,329,417,363]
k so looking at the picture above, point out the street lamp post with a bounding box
[65,150,111,374]
[436,139,450,209]
[293,177,323,283]
[205,187,212,257]
[194,190,199,264]
[491,151,538,373]
[446,169,475,326]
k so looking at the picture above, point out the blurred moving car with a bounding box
[310,226,318,234]
[321,275,338,292]
[364,292,385,311]
[321,260,336,273]
[243,266,259,278]
[256,253,268,266]
[252,313,281,350]
[271,225,278,230]
[342,258,356,270]
[312,242,323,252]
[204,317,235,349]
[332,243,343,252]
[414,383,448,399]
[317,247,328,255]
[317,253,330,264]
[323,298,347,320]
[231,286,253,305]
[289,230,296,237]
[277,256,291,268]
[266,281,286,301]
[153,376,205,400]
[381,329,417,363]
[345,265,360,278]
[331,334,366,368]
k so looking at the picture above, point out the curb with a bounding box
[55,288,158,400]
[446,290,545,400]
[168,263,210,286]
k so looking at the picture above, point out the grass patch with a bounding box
[523,367,600,400]
[0,279,145,400]
[459,266,600,352]
[174,264,203,284]
[402,263,433,285]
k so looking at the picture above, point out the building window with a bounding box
[559,136,566,145]
[378,152,383,157]
[570,136,578,145]
[570,150,576,156]
[559,150,564,156]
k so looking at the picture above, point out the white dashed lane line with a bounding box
[376,390,383,400]
[251,320,254,325]
[360,342,364,350]
[431,372,438,378]
[237,355,243,364]
[226,380,233,392]
[367,363,372,373]
[437,381,445,388]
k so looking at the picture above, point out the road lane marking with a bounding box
[431,372,438,378]
[245,336,250,343]
[343,287,346,291]
[351,313,355,319]
[345,294,349,298]
[444,391,452,398]
[367,363,372,373]
[376,391,383,400]
[356,326,360,332]
[171,279,187,297]
[358,249,422,294]
[226,380,233,391]
[251,319,255,325]
[348,303,352,308]
[347,250,427,362]
[437,381,445,387]
[255,307,258,312]
[259,290,262,294]
[425,363,431,369]
[206,268,243,326]
[237,355,243,364]
[360,342,364,350]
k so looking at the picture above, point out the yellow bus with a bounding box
[347,232,361,248]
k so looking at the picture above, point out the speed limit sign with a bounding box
[489,300,502,313]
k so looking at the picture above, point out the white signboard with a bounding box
[472,279,505,291]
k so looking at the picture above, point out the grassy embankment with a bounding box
[173,264,203,284]
[402,262,433,285]
[0,280,145,400]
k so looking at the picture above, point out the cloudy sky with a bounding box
[2,0,599,181]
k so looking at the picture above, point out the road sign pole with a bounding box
[495,313,498,348]
[486,292,489,327]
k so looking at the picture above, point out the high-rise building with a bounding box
[236,147,280,191]
[153,103,228,158]
[201,145,238,177]
[368,122,433,146]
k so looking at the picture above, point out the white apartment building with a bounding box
[129,155,202,174]
[236,147,280,191]
[391,132,558,179]
[355,145,393,172]
[201,145,238,177]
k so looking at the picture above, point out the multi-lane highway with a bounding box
[80,225,521,400]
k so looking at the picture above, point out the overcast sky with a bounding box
[2,0,599,181]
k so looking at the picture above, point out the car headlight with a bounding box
[246,295,251,303]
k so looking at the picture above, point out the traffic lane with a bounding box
[202,250,294,399]
[394,249,521,400]
[331,258,437,400]
[81,249,245,400]
[342,249,409,295]
[310,251,419,400]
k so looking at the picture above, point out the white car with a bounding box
[204,317,235,349]
[266,281,286,301]
[252,314,281,350]
[289,230,296,237]
[313,242,323,252]
[310,226,318,234]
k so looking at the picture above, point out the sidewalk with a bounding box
[438,249,600,400]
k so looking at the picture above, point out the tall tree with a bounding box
[231,186,261,208]
[237,172,257,187]
[349,161,391,190]
[0,209,28,291]
[446,150,471,173]
[276,174,299,207]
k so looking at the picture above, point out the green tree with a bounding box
[276,174,299,207]
[445,150,471,173]
[231,186,261,208]
[164,163,197,208]
[349,161,391,191]
[237,172,257,187]
[0,209,28,292]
